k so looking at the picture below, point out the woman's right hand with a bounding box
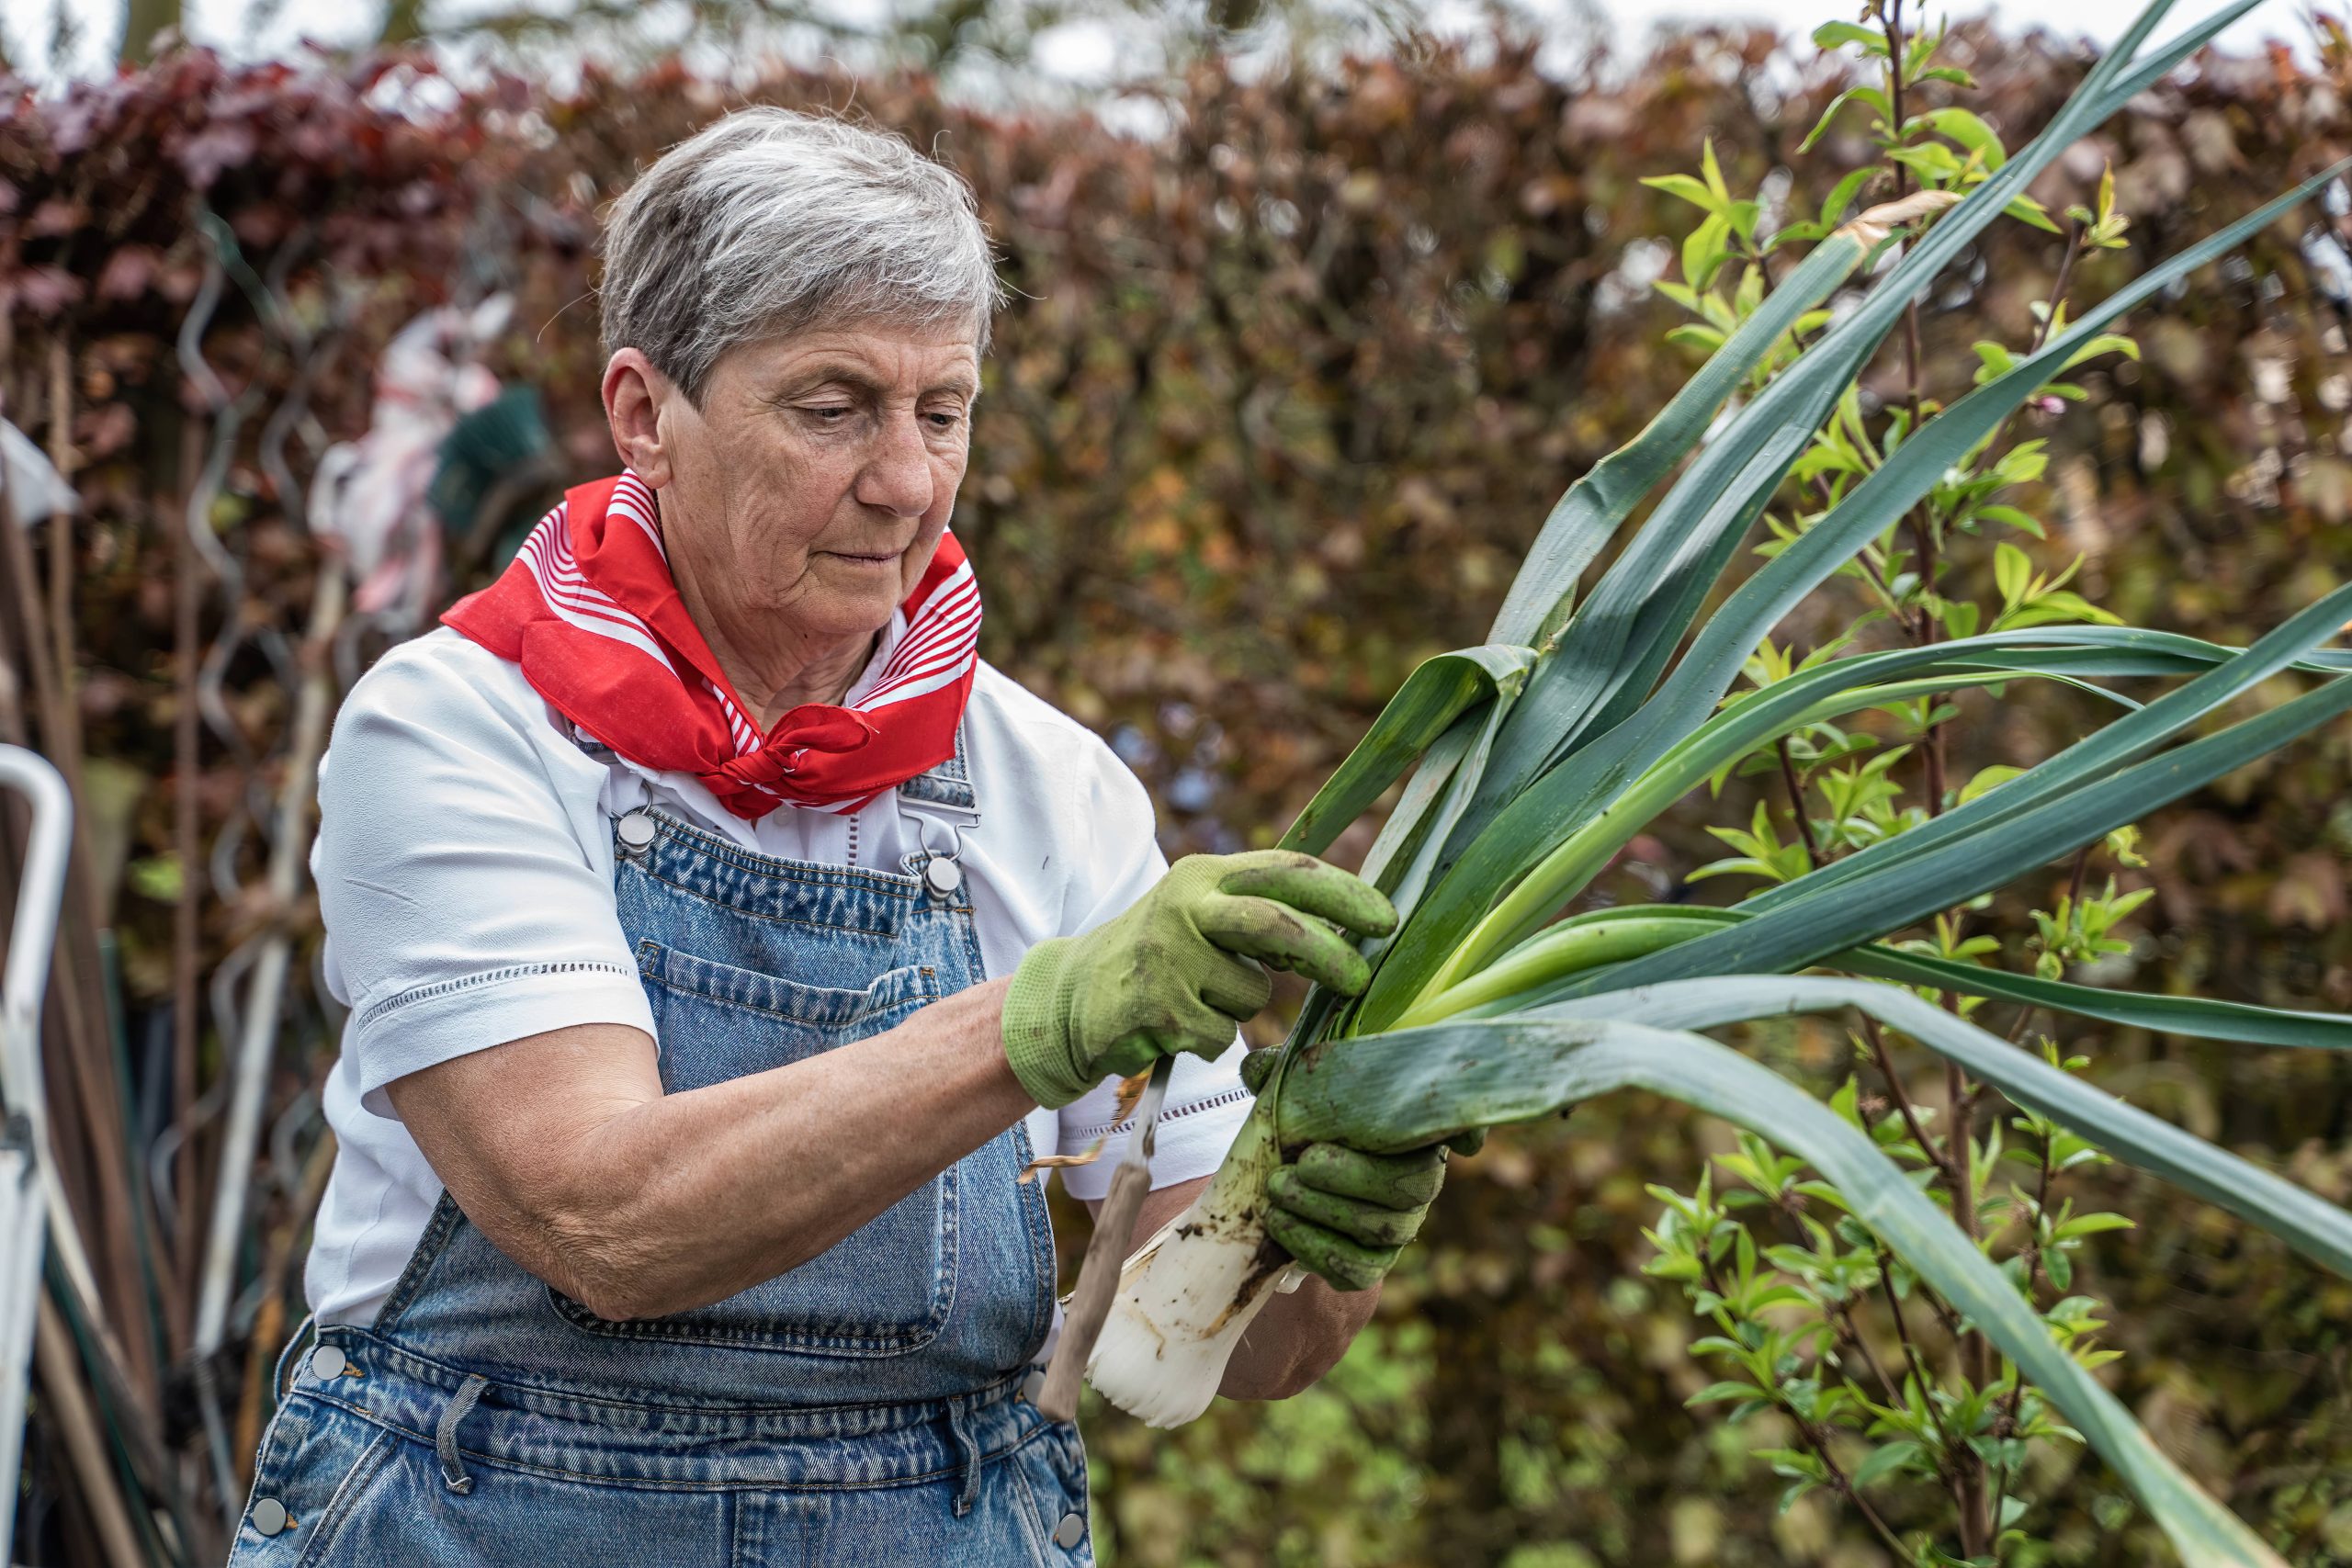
[999,849,1397,1109]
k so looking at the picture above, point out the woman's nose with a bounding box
[854,412,936,517]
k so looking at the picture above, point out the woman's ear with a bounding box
[603,348,677,487]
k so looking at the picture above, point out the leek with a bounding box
[1078,7,2348,1561]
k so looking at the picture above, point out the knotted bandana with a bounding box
[442,471,980,818]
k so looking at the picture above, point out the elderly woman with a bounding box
[232,109,1453,1566]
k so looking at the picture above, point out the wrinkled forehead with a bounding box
[712,318,985,399]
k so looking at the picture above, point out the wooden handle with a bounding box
[1035,1157,1151,1422]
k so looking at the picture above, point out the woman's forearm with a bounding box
[389,976,1034,1320]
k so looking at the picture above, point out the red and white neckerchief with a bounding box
[442,471,981,819]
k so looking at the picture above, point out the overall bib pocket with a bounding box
[546,942,956,1355]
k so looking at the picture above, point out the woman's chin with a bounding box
[764,587,902,649]
[808,551,910,596]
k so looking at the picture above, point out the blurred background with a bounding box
[0,0,2303,105]
[4,0,2352,1564]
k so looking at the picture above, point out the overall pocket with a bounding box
[547,942,955,1355]
[228,1395,402,1568]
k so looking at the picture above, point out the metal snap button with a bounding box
[251,1497,291,1537]
[1053,1511,1085,1549]
[924,855,962,895]
[617,812,657,851]
[308,1345,346,1382]
[1019,1370,1046,1404]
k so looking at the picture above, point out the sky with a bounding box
[0,0,2314,92]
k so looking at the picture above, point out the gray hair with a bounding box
[598,107,1004,402]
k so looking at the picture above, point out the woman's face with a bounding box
[630,319,980,652]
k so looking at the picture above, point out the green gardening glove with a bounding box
[1241,1048,1480,1292]
[1264,1141,1452,1292]
[1001,850,1397,1110]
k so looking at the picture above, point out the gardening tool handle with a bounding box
[1035,1156,1149,1422]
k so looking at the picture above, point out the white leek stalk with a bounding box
[1083,1100,1303,1427]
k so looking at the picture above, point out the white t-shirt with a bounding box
[304,623,1252,1325]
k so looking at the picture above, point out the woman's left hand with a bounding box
[1263,1142,1451,1292]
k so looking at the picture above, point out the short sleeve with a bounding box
[312,643,655,1114]
[1049,741,1253,1201]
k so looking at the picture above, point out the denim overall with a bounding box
[232,735,1093,1566]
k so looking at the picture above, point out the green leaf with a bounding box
[2064,332,2142,370]
[1960,764,2027,804]
[1684,211,1733,290]
[1362,663,1530,919]
[1580,674,2352,1004]
[1973,339,2018,379]
[1918,107,2008,168]
[1442,896,2352,1055]
[127,853,184,904]
[1666,323,1727,354]
[1974,503,2046,538]
[1386,594,2352,1027]
[1853,1438,1925,1486]
[1642,173,1724,214]
[1817,165,1879,229]
[1688,1380,1766,1405]
[1995,541,2033,605]
[1748,577,2352,919]
[1802,85,1893,151]
[1563,974,2352,1285]
[1903,25,1940,78]
[1889,141,1965,184]
[1277,1010,2290,1568]
[2053,1213,2138,1241]
[1278,645,1537,857]
[2005,193,2066,232]
[1700,135,1730,202]
[1812,19,1891,53]
[1405,655,2089,999]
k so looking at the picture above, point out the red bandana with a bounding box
[442,471,980,819]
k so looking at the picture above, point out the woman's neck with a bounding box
[673,570,880,733]
[730,630,880,732]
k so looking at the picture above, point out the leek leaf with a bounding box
[1277,643,1535,857]
[1554,975,2352,1278]
[1440,903,2352,1053]
[1274,1010,2289,1568]
[1566,677,2352,997]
